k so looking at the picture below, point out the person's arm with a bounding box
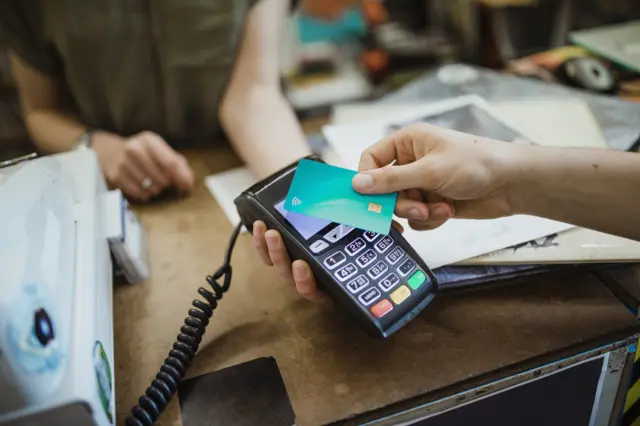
[9,52,124,153]
[508,145,640,242]
[10,53,194,201]
[220,0,311,180]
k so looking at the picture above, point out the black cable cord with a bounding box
[125,222,244,426]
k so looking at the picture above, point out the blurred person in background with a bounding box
[0,0,311,201]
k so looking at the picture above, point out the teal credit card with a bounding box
[284,159,398,235]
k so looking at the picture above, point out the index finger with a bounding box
[358,126,418,172]
[358,133,399,172]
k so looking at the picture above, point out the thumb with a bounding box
[352,160,435,194]
[172,155,195,191]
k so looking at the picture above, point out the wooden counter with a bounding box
[114,146,640,426]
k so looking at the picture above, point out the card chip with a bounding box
[368,202,382,214]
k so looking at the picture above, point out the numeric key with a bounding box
[346,275,369,294]
[335,263,357,282]
[363,231,380,242]
[367,261,389,279]
[385,247,404,265]
[379,273,400,292]
[323,251,346,270]
[356,249,377,268]
[345,238,366,256]
[374,236,394,253]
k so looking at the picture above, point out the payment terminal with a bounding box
[235,156,438,338]
[125,155,440,425]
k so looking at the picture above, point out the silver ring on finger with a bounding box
[141,176,153,191]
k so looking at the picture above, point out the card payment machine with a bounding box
[235,156,438,338]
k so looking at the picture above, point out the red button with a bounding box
[371,299,393,318]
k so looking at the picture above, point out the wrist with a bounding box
[72,128,96,150]
[500,143,543,216]
[505,143,569,218]
[90,132,126,180]
[91,131,125,152]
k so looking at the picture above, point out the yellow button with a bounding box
[390,285,411,305]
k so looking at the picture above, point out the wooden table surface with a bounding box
[114,145,640,426]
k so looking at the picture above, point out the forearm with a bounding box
[220,86,311,179]
[23,108,87,153]
[22,104,129,186]
[9,52,90,153]
[509,145,640,241]
[24,109,126,157]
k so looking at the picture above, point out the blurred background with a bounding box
[1,0,639,156]
[283,0,640,121]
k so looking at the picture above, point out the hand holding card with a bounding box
[284,159,398,235]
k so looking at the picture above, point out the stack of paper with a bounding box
[462,228,640,265]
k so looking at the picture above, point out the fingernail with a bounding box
[293,263,308,281]
[265,231,279,248]
[352,173,373,190]
[409,208,425,220]
[431,206,450,220]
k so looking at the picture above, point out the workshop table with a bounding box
[113,146,640,426]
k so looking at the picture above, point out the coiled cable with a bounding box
[125,222,243,426]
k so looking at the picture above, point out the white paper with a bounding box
[491,99,608,149]
[332,102,430,125]
[398,217,572,268]
[332,97,609,149]
[324,96,499,168]
[461,227,640,265]
[204,167,257,232]
[323,96,574,268]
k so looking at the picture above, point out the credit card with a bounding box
[284,159,398,235]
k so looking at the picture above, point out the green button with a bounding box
[408,270,427,290]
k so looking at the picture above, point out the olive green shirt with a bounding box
[0,0,258,145]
